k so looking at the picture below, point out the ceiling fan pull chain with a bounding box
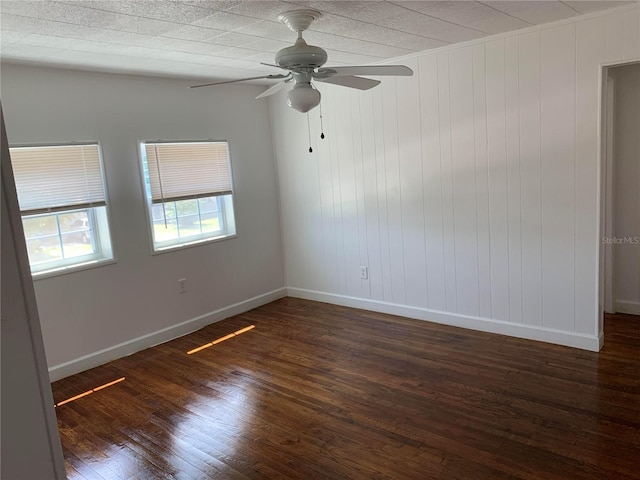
[319,102,325,139]
[307,113,313,153]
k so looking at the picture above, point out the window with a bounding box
[9,143,114,275]
[140,141,236,251]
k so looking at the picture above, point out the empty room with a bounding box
[1,1,639,479]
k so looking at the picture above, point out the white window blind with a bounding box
[10,144,106,215]
[144,141,233,204]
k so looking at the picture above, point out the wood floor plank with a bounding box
[52,299,640,479]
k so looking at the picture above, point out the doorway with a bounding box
[599,61,640,335]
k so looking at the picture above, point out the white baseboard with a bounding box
[615,300,640,315]
[287,288,601,352]
[49,285,603,382]
[48,287,287,382]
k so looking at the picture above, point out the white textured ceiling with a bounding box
[0,0,636,83]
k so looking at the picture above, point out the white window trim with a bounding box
[138,139,238,253]
[31,257,117,281]
[152,232,238,255]
[26,208,107,273]
[10,141,116,277]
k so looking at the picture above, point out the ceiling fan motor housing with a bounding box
[275,38,328,69]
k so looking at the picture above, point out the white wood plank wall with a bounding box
[270,5,640,349]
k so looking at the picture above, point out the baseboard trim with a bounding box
[48,287,287,382]
[615,300,640,315]
[287,288,601,352]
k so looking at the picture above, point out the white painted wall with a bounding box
[1,64,285,379]
[1,105,66,479]
[272,5,640,351]
[613,62,640,314]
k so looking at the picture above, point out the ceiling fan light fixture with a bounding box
[287,83,321,113]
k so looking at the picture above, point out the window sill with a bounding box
[31,257,117,281]
[151,233,237,255]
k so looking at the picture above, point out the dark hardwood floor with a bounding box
[51,298,640,480]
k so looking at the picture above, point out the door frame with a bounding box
[597,60,640,341]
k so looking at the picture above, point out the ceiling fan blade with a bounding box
[318,65,414,77]
[256,76,292,99]
[189,74,289,89]
[315,75,381,90]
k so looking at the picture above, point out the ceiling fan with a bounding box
[190,9,414,113]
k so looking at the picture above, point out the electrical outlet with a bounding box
[178,278,187,294]
[360,266,368,280]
